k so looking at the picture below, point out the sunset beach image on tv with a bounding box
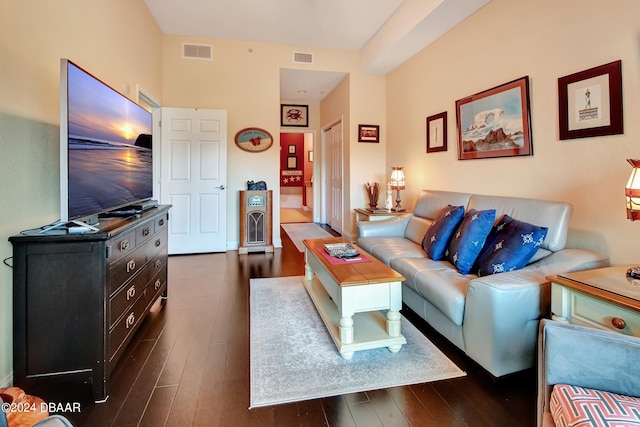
[66,61,153,220]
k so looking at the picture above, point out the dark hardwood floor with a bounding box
[31,225,537,426]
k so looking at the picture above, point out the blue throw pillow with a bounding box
[475,215,548,276]
[446,208,496,274]
[422,205,465,260]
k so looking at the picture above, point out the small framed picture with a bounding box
[281,104,309,127]
[426,112,447,153]
[287,156,297,169]
[358,124,379,143]
[288,145,296,154]
[308,151,313,162]
[558,60,623,140]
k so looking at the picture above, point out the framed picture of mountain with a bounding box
[455,76,532,160]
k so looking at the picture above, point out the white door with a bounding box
[327,122,343,233]
[160,108,227,254]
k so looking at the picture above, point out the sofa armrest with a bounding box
[356,213,412,238]
[462,249,609,377]
[537,319,640,427]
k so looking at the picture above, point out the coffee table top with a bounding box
[303,237,405,287]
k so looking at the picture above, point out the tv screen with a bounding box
[60,59,153,224]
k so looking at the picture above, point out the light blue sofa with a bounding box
[357,189,609,378]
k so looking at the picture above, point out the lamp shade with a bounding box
[390,167,405,190]
[626,159,640,221]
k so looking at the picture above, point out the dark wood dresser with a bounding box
[9,205,170,402]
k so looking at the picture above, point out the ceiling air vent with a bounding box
[293,52,313,64]
[182,43,213,60]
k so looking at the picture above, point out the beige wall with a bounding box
[387,0,640,264]
[0,0,163,387]
[162,36,387,243]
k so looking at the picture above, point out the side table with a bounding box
[547,265,640,337]
[354,208,408,223]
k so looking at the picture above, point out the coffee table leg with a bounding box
[339,315,354,359]
[386,310,402,353]
[305,260,314,282]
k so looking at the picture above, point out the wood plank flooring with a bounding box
[31,225,537,426]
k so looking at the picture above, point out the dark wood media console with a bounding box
[9,205,171,402]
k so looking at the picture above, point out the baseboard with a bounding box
[0,371,13,388]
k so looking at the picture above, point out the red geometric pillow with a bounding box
[550,384,640,427]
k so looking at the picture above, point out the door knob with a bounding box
[216,185,226,190]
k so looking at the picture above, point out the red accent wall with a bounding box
[280,133,304,188]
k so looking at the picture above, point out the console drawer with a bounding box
[147,227,168,258]
[108,245,146,295]
[109,266,148,328]
[108,289,148,362]
[109,230,136,262]
[135,220,154,245]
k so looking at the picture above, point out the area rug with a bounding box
[281,223,333,252]
[249,276,466,408]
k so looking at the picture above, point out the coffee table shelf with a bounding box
[302,237,406,359]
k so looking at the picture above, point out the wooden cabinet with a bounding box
[9,205,170,402]
[548,265,640,337]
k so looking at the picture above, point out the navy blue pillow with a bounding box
[475,215,548,276]
[422,205,465,260]
[446,208,496,274]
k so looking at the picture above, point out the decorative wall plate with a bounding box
[235,128,273,152]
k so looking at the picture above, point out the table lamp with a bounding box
[390,167,406,212]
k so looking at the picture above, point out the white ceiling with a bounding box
[144,0,492,102]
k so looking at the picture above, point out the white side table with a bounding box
[547,265,640,337]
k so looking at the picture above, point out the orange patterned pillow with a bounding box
[550,384,640,426]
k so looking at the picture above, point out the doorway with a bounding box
[280,131,314,223]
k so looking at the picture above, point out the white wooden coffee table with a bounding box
[302,237,406,359]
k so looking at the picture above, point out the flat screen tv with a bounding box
[59,58,153,228]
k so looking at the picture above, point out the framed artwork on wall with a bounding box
[358,124,379,143]
[281,104,308,127]
[287,156,297,169]
[288,145,296,154]
[455,76,532,160]
[426,112,447,153]
[558,60,623,140]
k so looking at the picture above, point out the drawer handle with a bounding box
[155,239,161,247]
[155,259,162,269]
[126,259,136,273]
[154,279,161,290]
[120,240,130,251]
[143,227,150,236]
[611,317,627,330]
[126,312,135,329]
[159,219,165,226]
[126,285,136,301]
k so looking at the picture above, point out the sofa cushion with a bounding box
[550,384,640,427]
[357,237,426,266]
[446,209,496,274]
[421,205,465,260]
[475,215,548,276]
[392,257,474,326]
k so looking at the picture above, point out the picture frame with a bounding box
[281,104,308,127]
[426,112,447,153]
[358,124,379,143]
[558,60,623,140]
[455,76,532,160]
[288,145,296,154]
[287,156,297,169]
[308,151,313,162]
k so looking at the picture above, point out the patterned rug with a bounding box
[281,223,333,252]
[249,276,466,408]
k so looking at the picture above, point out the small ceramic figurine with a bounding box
[385,182,393,211]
